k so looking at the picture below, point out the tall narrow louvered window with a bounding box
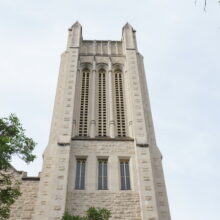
[98,69,107,136]
[114,70,126,137]
[79,69,90,136]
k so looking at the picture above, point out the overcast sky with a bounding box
[0,0,220,219]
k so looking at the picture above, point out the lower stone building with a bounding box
[8,170,39,220]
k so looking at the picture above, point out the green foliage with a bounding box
[62,207,111,220]
[0,183,21,219]
[62,212,85,220]
[86,207,111,220]
[0,114,36,220]
[0,114,36,170]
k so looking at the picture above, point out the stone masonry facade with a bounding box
[66,141,141,219]
[9,172,39,220]
[9,22,171,220]
[67,192,141,220]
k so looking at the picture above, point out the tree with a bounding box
[0,114,36,220]
[62,207,111,220]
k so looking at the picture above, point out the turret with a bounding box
[67,21,82,48]
[122,23,138,51]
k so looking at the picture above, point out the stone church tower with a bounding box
[9,22,171,220]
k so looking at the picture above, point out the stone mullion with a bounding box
[108,62,115,138]
[90,61,96,137]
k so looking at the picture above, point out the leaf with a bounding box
[0,114,36,219]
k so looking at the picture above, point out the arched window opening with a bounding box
[114,69,126,137]
[79,68,90,136]
[98,69,107,137]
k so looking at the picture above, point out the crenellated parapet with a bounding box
[79,40,123,56]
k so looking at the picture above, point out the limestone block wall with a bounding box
[9,175,39,220]
[67,191,141,220]
[66,140,142,220]
[79,41,123,56]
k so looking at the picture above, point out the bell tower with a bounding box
[33,22,171,220]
